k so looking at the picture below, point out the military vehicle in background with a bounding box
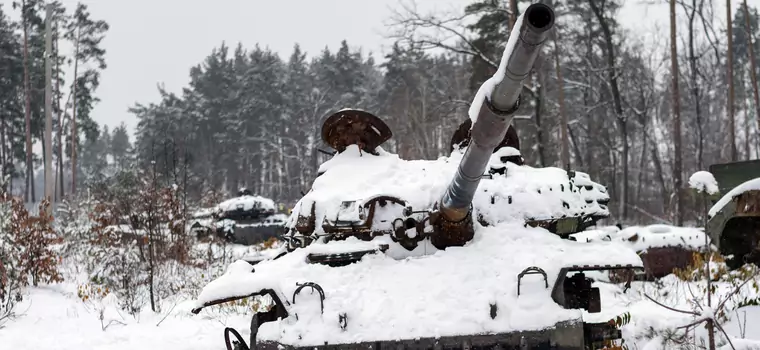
[706,159,760,269]
[572,224,707,280]
[191,4,645,350]
[189,188,287,245]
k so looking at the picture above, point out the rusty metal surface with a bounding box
[294,202,315,234]
[429,205,475,249]
[449,118,521,154]
[321,109,392,154]
[736,190,760,216]
[638,246,696,279]
[257,320,588,350]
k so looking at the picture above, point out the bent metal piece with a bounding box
[321,109,392,154]
[434,3,555,249]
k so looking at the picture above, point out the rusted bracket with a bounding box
[517,266,548,296]
[292,282,325,314]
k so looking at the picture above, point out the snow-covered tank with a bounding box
[706,160,760,269]
[573,224,708,279]
[191,4,644,349]
[202,188,287,245]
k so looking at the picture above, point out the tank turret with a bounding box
[432,3,554,249]
[191,4,644,350]
[190,189,288,245]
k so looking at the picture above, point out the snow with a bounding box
[6,239,760,350]
[0,285,247,350]
[191,207,215,218]
[724,306,760,342]
[709,178,760,219]
[467,14,524,125]
[300,144,609,243]
[194,224,643,346]
[494,146,521,157]
[689,171,720,195]
[488,147,522,169]
[216,194,276,213]
[571,224,709,251]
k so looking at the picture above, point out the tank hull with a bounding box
[220,224,285,245]
[255,320,623,350]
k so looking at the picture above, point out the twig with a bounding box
[675,317,707,330]
[716,272,760,312]
[155,300,178,327]
[714,321,736,350]
[645,294,699,316]
[102,319,127,331]
[625,203,672,224]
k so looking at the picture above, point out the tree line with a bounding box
[0,0,111,204]
[125,0,760,226]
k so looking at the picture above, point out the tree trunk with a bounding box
[1,110,6,192]
[670,0,684,225]
[534,72,546,167]
[745,68,752,160]
[148,158,157,313]
[568,125,584,168]
[54,22,64,200]
[552,23,570,170]
[22,0,33,203]
[636,127,648,206]
[687,0,704,169]
[589,0,627,220]
[71,26,80,196]
[728,0,737,161]
[508,0,518,32]
[744,0,760,143]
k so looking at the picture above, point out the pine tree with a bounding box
[110,122,131,170]
[64,3,108,196]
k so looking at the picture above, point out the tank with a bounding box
[706,159,760,270]
[191,188,287,245]
[191,4,644,349]
[572,224,708,280]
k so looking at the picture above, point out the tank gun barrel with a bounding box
[434,3,554,248]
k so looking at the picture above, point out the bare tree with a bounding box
[20,0,33,203]
[70,23,79,196]
[670,0,684,225]
[728,0,737,161]
[588,0,629,220]
[743,0,760,140]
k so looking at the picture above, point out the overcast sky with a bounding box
[2,0,759,137]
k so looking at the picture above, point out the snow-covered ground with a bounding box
[3,237,760,350]
[0,241,273,350]
[0,283,250,350]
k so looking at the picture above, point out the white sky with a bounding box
[1,0,760,137]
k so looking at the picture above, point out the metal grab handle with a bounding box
[517,266,548,296]
[292,282,325,314]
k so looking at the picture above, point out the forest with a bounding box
[4,0,760,227]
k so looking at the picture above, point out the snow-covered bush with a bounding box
[13,199,64,287]
[57,197,102,276]
[0,193,64,326]
[0,191,19,326]
[76,283,126,331]
[84,167,203,314]
[644,259,760,350]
